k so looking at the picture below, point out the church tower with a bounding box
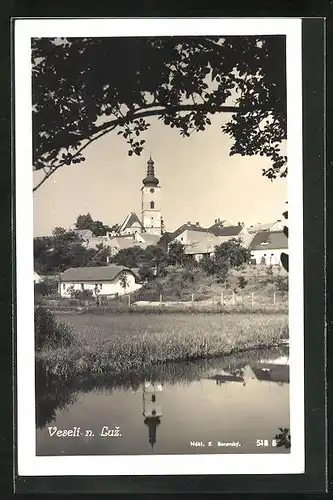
[142,382,163,450]
[141,157,162,235]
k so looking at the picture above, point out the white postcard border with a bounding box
[15,17,304,476]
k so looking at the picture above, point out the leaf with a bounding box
[280,253,289,272]
[128,150,133,156]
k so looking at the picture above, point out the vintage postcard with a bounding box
[15,18,304,477]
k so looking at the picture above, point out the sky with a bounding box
[33,112,287,237]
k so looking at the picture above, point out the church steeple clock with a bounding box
[141,157,162,235]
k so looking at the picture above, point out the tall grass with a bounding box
[37,312,288,380]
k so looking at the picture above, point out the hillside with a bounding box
[133,264,288,307]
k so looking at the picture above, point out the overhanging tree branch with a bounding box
[34,101,258,191]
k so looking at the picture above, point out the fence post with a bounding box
[159,293,163,304]
[273,292,276,305]
[191,293,194,306]
[232,291,236,305]
[251,292,254,308]
[221,292,224,306]
[128,294,131,306]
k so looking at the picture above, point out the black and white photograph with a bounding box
[15,18,304,476]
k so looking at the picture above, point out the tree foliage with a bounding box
[75,212,118,236]
[167,241,186,266]
[113,246,146,268]
[200,238,250,279]
[32,35,287,190]
[214,238,250,269]
[34,227,108,274]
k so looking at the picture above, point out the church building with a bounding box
[117,157,163,237]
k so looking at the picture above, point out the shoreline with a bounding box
[36,312,289,381]
[49,304,288,316]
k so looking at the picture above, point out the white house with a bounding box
[59,265,142,298]
[248,230,288,266]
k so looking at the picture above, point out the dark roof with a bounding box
[119,212,144,233]
[170,223,210,240]
[142,157,159,187]
[60,265,135,282]
[208,224,243,237]
[157,232,173,249]
[248,230,288,251]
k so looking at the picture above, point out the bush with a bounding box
[35,306,74,350]
[275,276,289,297]
[237,276,248,289]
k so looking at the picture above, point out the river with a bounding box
[36,344,290,455]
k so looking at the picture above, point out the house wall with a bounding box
[121,222,143,235]
[174,229,211,245]
[250,249,285,266]
[59,271,142,297]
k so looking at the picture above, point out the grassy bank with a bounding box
[37,312,288,380]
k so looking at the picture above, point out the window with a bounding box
[99,283,103,289]
[62,283,65,289]
[150,201,155,209]
[150,188,155,193]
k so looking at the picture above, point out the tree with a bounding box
[75,213,94,231]
[214,238,250,269]
[119,272,129,294]
[138,265,154,283]
[75,213,117,237]
[114,246,145,268]
[32,35,286,191]
[167,242,186,266]
[34,228,95,274]
[200,254,217,276]
[142,244,167,272]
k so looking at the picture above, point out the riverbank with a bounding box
[48,302,288,315]
[37,312,288,380]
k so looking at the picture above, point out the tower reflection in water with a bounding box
[142,382,163,450]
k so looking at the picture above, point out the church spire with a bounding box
[142,156,159,187]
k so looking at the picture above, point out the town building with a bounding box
[58,265,142,298]
[248,220,285,234]
[248,230,288,266]
[116,157,163,238]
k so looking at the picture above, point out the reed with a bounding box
[37,312,288,380]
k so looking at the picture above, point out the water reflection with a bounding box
[36,345,290,455]
[142,382,163,449]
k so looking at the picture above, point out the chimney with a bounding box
[196,221,199,226]
[238,221,241,227]
[187,221,191,225]
[217,218,220,223]
[214,219,218,224]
